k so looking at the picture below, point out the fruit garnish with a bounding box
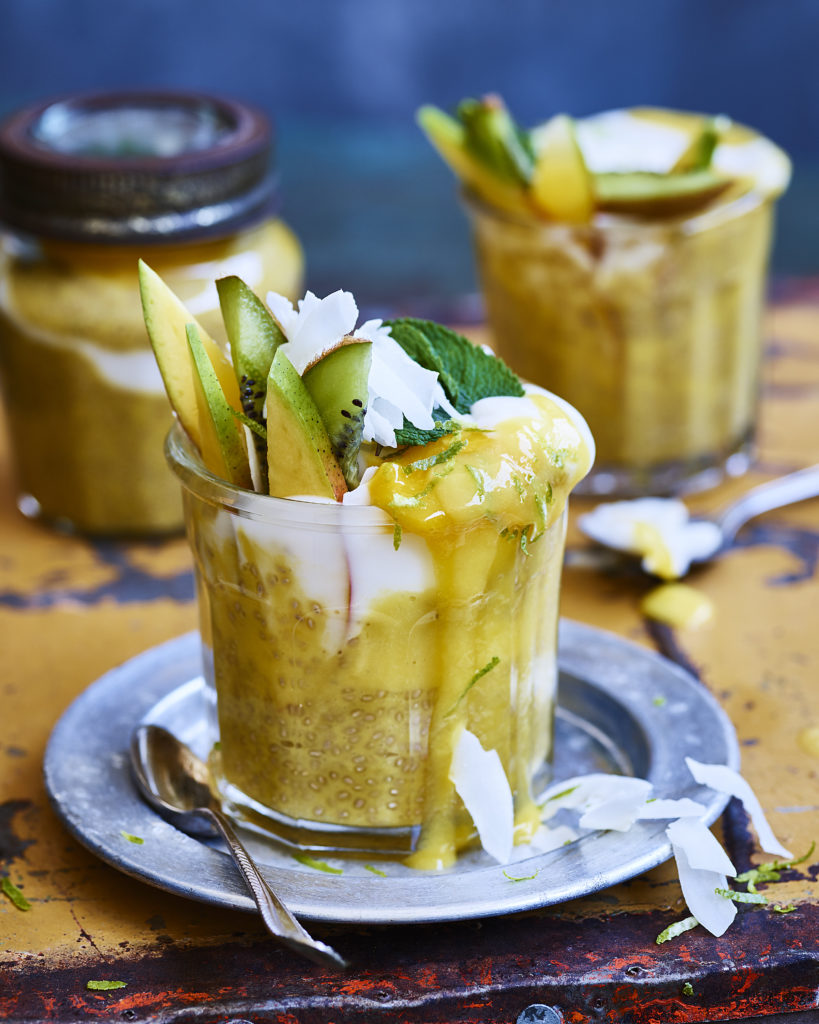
[530,114,595,223]
[186,323,252,489]
[265,348,347,501]
[417,104,533,217]
[420,97,775,221]
[593,168,731,216]
[302,338,372,489]
[217,274,287,489]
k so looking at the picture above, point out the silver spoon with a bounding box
[574,464,819,576]
[130,724,347,969]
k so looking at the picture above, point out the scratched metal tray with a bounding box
[44,623,739,924]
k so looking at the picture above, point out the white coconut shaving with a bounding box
[449,728,514,864]
[635,797,708,819]
[667,818,737,937]
[685,758,793,859]
[265,288,454,448]
[578,497,722,579]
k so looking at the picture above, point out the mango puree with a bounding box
[179,393,591,866]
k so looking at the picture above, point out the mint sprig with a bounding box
[385,318,524,447]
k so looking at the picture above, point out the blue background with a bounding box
[1,0,816,309]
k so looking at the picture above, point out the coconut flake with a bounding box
[540,773,652,831]
[685,758,792,859]
[267,289,359,373]
[666,818,737,937]
[528,823,580,853]
[635,797,708,820]
[578,498,722,579]
[449,729,513,864]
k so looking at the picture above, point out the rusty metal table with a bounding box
[1,296,817,1024]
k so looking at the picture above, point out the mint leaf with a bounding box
[385,318,524,415]
[394,415,456,448]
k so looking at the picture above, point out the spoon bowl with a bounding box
[130,724,348,969]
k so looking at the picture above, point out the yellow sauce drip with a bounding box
[199,392,591,868]
[640,582,714,629]
[632,521,678,580]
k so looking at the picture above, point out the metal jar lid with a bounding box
[0,90,277,242]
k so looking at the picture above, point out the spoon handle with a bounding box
[715,464,819,544]
[205,807,348,969]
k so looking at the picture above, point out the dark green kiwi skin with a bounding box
[217,276,288,488]
[303,339,373,489]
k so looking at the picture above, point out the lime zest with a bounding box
[653,696,667,707]
[393,522,402,550]
[292,853,343,875]
[772,903,797,914]
[539,784,579,808]
[364,864,387,877]
[120,831,144,845]
[503,868,540,882]
[465,464,486,498]
[402,438,467,474]
[715,887,768,904]
[682,982,694,996]
[734,840,815,893]
[655,915,699,945]
[448,656,501,715]
[1,876,31,911]
[86,980,127,991]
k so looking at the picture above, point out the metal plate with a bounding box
[44,622,739,924]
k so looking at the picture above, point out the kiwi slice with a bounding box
[303,339,373,489]
[266,349,347,501]
[594,169,731,217]
[217,275,287,488]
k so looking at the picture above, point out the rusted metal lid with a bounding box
[0,90,277,242]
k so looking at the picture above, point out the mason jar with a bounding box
[166,422,572,866]
[0,91,303,534]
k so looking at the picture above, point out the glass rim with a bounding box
[164,420,394,529]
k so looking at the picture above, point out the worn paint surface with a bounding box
[1,299,818,1022]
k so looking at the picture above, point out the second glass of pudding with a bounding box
[449,106,791,496]
[167,382,591,868]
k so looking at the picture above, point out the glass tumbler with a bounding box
[467,190,776,496]
[166,423,570,865]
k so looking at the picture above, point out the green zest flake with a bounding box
[465,464,486,498]
[86,980,127,992]
[534,488,551,530]
[393,522,402,551]
[1,876,31,911]
[389,468,453,508]
[655,915,699,945]
[293,853,344,875]
[120,831,144,845]
[519,527,531,556]
[364,864,387,877]
[402,438,467,474]
[512,475,525,498]
[772,903,797,913]
[682,982,694,996]
[541,785,579,807]
[230,405,268,440]
[652,696,667,707]
[715,887,768,904]
[734,840,815,893]
[503,868,540,882]
[449,656,501,714]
